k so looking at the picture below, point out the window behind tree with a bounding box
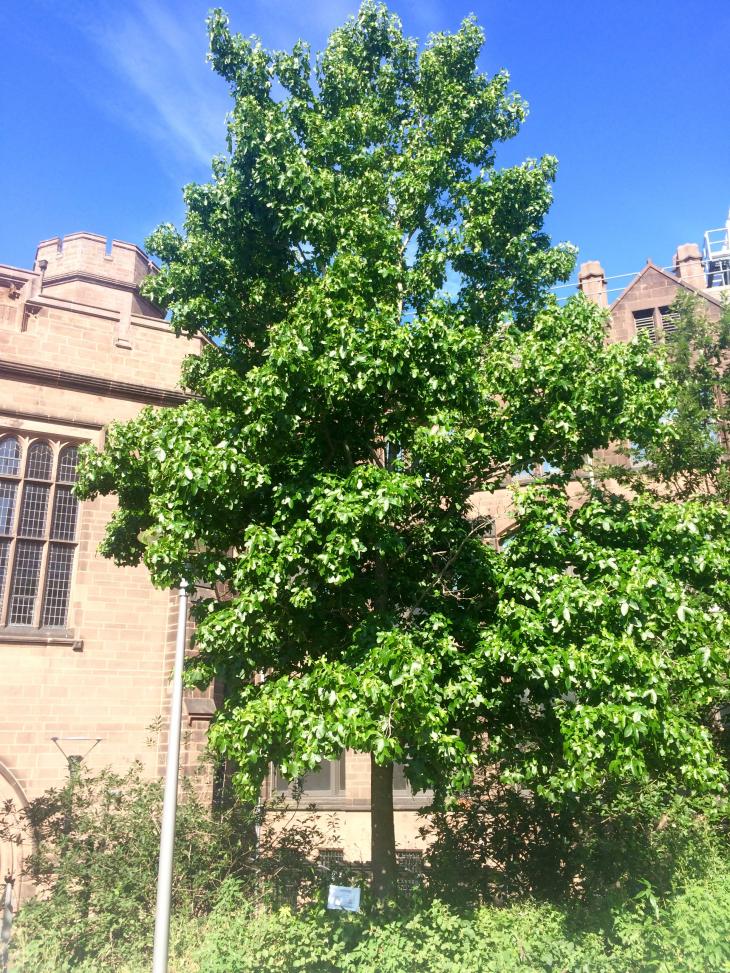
[659,306,679,337]
[633,309,657,342]
[0,435,81,629]
[273,756,346,797]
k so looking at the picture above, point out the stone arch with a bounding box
[0,761,29,906]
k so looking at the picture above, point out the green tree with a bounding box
[640,292,730,500]
[77,3,730,899]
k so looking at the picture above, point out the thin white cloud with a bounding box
[85,0,229,168]
[47,0,459,174]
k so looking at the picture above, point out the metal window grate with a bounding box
[41,544,74,627]
[26,441,53,480]
[318,849,345,872]
[659,306,679,336]
[633,309,657,342]
[396,851,423,893]
[50,487,78,541]
[18,483,50,538]
[57,445,79,483]
[0,481,17,535]
[8,541,43,625]
[0,437,20,477]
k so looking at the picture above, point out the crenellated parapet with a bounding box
[0,230,205,391]
[34,232,157,290]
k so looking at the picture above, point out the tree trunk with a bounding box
[370,756,397,902]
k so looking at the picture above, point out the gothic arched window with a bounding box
[0,435,81,629]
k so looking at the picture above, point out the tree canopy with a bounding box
[635,293,730,501]
[77,2,730,894]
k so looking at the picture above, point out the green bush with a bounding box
[420,769,728,908]
[7,765,730,972]
[2,764,337,972]
[12,866,730,972]
[188,872,730,973]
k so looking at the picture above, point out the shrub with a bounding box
[11,869,730,972]
[2,764,337,971]
[7,764,730,971]
[193,874,730,973]
[420,768,728,907]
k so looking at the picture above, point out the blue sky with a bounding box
[2,0,729,296]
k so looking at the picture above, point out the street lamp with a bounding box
[51,736,102,778]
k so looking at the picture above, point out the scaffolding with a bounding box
[703,209,730,288]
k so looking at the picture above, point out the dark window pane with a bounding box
[50,487,78,541]
[0,438,20,477]
[8,541,43,624]
[275,758,343,793]
[41,544,74,627]
[0,481,17,535]
[57,445,79,484]
[301,761,334,792]
[18,483,50,538]
[393,763,409,791]
[26,442,53,480]
[0,539,10,606]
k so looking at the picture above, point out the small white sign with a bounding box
[327,884,361,912]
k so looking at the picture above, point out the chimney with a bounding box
[673,243,705,289]
[578,260,608,307]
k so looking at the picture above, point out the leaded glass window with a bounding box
[0,438,20,477]
[0,435,82,629]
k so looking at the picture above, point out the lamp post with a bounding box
[152,580,188,973]
[50,735,103,829]
[51,736,102,778]
[1,874,14,973]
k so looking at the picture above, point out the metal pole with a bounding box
[152,581,188,973]
[1,875,14,973]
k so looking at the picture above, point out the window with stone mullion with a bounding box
[0,437,21,620]
[0,435,81,629]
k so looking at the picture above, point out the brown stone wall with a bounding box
[608,264,722,344]
[0,298,202,394]
[263,809,430,864]
[0,234,210,835]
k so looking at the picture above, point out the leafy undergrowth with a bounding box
[8,765,730,972]
[12,864,730,973]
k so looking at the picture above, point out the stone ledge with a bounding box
[185,698,216,720]
[0,361,188,406]
[0,629,83,650]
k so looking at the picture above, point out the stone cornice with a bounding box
[0,408,104,431]
[0,266,37,287]
[0,360,188,406]
[43,270,156,299]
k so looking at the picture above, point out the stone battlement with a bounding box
[34,232,157,288]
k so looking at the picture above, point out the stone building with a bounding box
[0,231,429,892]
[2,216,727,891]
[0,233,213,898]
[472,218,730,542]
[578,237,727,344]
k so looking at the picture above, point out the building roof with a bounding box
[611,260,726,313]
